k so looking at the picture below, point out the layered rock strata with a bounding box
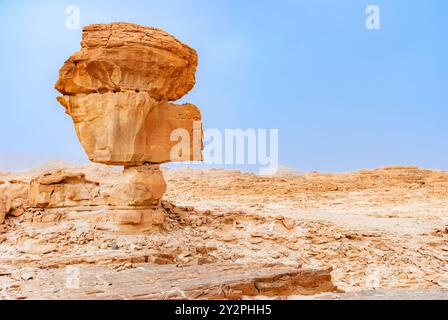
[0,168,165,230]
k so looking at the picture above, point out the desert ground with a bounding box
[0,163,447,300]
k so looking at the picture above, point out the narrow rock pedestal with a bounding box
[109,165,166,208]
[104,164,167,231]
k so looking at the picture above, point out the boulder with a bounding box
[55,22,197,101]
[55,22,203,166]
[109,165,167,207]
[57,92,202,165]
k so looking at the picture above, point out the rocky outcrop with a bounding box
[0,167,167,231]
[28,167,167,209]
[0,193,6,224]
[57,93,202,165]
[52,22,204,228]
[0,182,29,224]
[55,23,197,101]
[29,171,100,208]
[0,23,202,227]
[109,165,166,207]
[2,164,448,299]
[17,263,337,299]
[55,22,202,166]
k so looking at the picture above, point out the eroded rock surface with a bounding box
[0,194,7,224]
[0,164,447,299]
[0,165,167,231]
[55,22,203,165]
[57,93,202,165]
[55,23,197,101]
[16,264,337,300]
[52,22,204,230]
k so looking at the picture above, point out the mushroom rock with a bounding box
[55,22,203,229]
[56,22,202,166]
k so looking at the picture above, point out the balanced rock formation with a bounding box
[55,23,202,166]
[53,22,203,229]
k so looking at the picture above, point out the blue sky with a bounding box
[0,0,446,172]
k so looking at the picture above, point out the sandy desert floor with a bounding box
[0,163,447,299]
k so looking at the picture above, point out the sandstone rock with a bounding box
[0,164,447,299]
[21,239,57,255]
[282,218,295,230]
[84,232,94,241]
[0,193,6,224]
[51,22,204,228]
[29,171,101,208]
[35,171,86,185]
[40,212,62,224]
[91,208,165,232]
[249,237,263,244]
[17,263,338,299]
[55,23,197,101]
[109,165,166,207]
[0,181,30,223]
[24,168,166,231]
[221,234,238,242]
[55,22,203,166]
[57,93,202,165]
[20,272,34,281]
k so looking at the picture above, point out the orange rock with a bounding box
[21,239,57,255]
[54,22,203,221]
[58,92,202,165]
[109,165,167,207]
[55,22,203,166]
[55,22,197,101]
[282,218,295,230]
[0,182,29,221]
[0,194,6,224]
[29,171,101,208]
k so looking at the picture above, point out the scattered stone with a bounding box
[130,244,142,251]
[251,232,263,238]
[154,240,166,247]
[315,253,326,260]
[221,234,238,242]
[41,213,60,223]
[20,272,34,281]
[21,239,57,255]
[286,242,300,251]
[282,218,295,230]
[249,237,263,244]
[85,233,94,241]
